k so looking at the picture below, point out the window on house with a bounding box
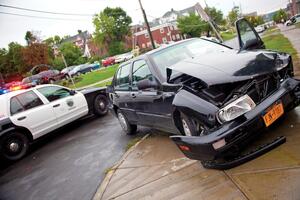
[160,28,164,33]
[142,43,146,48]
[172,35,176,40]
[176,34,180,40]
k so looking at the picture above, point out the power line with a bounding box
[0,4,93,16]
[0,11,90,21]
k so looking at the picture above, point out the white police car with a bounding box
[0,84,108,161]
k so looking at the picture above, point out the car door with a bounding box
[36,86,88,127]
[9,90,58,139]
[112,63,137,123]
[236,18,265,50]
[131,59,175,131]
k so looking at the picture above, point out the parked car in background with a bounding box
[102,57,115,67]
[68,64,94,77]
[22,70,64,85]
[114,52,134,63]
[254,25,265,33]
[108,18,300,169]
[88,61,101,71]
[61,66,76,78]
[0,84,109,161]
[285,14,300,26]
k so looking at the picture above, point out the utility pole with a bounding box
[194,2,223,43]
[138,0,155,49]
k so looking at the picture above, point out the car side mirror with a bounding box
[106,85,114,93]
[70,90,76,96]
[137,79,158,90]
[236,18,265,51]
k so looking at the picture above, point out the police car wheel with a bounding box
[93,94,108,116]
[0,132,29,161]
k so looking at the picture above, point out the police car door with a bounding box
[9,90,58,139]
[36,86,88,127]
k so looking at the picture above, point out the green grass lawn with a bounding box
[61,64,119,88]
[220,32,236,41]
[93,80,112,88]
[263,33,299,61]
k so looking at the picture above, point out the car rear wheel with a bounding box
[117,110,137,135]
[0,132,29,161]
[93,94,108,116]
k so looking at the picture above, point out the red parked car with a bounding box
[102,57,115,67]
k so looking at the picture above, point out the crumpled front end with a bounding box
[171,77,300,168]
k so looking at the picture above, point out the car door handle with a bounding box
[17,116,26,121]
[53,104,60,108]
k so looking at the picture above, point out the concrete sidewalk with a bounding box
[95,107,300,200]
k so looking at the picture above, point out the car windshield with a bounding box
[150,39,230,78]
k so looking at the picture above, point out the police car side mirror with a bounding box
[70,90,76,96]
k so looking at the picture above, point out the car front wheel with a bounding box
[0,132,29,161]
[180,113,205,136]
[117,110,137,135]
[93,94,108,116]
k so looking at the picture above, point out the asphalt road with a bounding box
[0,113,146,200]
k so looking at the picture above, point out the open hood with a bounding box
[168,50,291,87]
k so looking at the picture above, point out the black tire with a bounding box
[0,132,29,161]
[117,110,137,135]
[93,94,109,116]
[180,113,200,136]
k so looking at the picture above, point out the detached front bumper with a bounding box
[171,78,300,163]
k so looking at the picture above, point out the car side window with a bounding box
[238,20,258,46]
[38,86,71,102]
[10,97,24,115]
[132,60,153,90]
[115,63,131,91]
[10,91,44,115]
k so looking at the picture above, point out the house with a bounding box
[60,31,92,58]
[132,5,202,50]
[133,23,183,49]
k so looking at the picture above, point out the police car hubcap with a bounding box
[9,142,20,152]
[99,101,105,109]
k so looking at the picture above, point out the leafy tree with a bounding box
[273,9,288,23]
[177,13,207,37]
[228,6,240,26]
[21,43,50,73]
[245,16,265,27]
[204,7,225,36]
[59,42,86,66]
[45,35,62,46]
[93,7,132,55]
[25,31,37,45]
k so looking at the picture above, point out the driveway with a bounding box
[0,114,147,200]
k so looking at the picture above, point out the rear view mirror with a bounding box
[137,79,158,90]
[236,18,265,50]
[69,90,76,96]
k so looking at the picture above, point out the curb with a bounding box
[93,133,150,200]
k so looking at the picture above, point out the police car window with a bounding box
[38,86,71,102]
[115,63,131,91]
[132,60,153,90]
[10,97,24,115]
[11,91,44,115]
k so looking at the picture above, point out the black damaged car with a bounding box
[108,18,300,169]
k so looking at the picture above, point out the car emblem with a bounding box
[67,100,74,107]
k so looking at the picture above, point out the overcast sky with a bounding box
[0,0,289,48]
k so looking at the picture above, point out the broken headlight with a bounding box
[217,94,256,123]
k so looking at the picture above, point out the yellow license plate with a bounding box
[262,102,284,127]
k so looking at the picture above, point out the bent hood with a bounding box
[168,50,291,86]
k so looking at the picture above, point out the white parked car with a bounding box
[0,84,108,161]
[254,25,265,33]
[286,14,300,26]
[114,52,134,63]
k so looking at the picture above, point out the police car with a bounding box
[0,84,109,161]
